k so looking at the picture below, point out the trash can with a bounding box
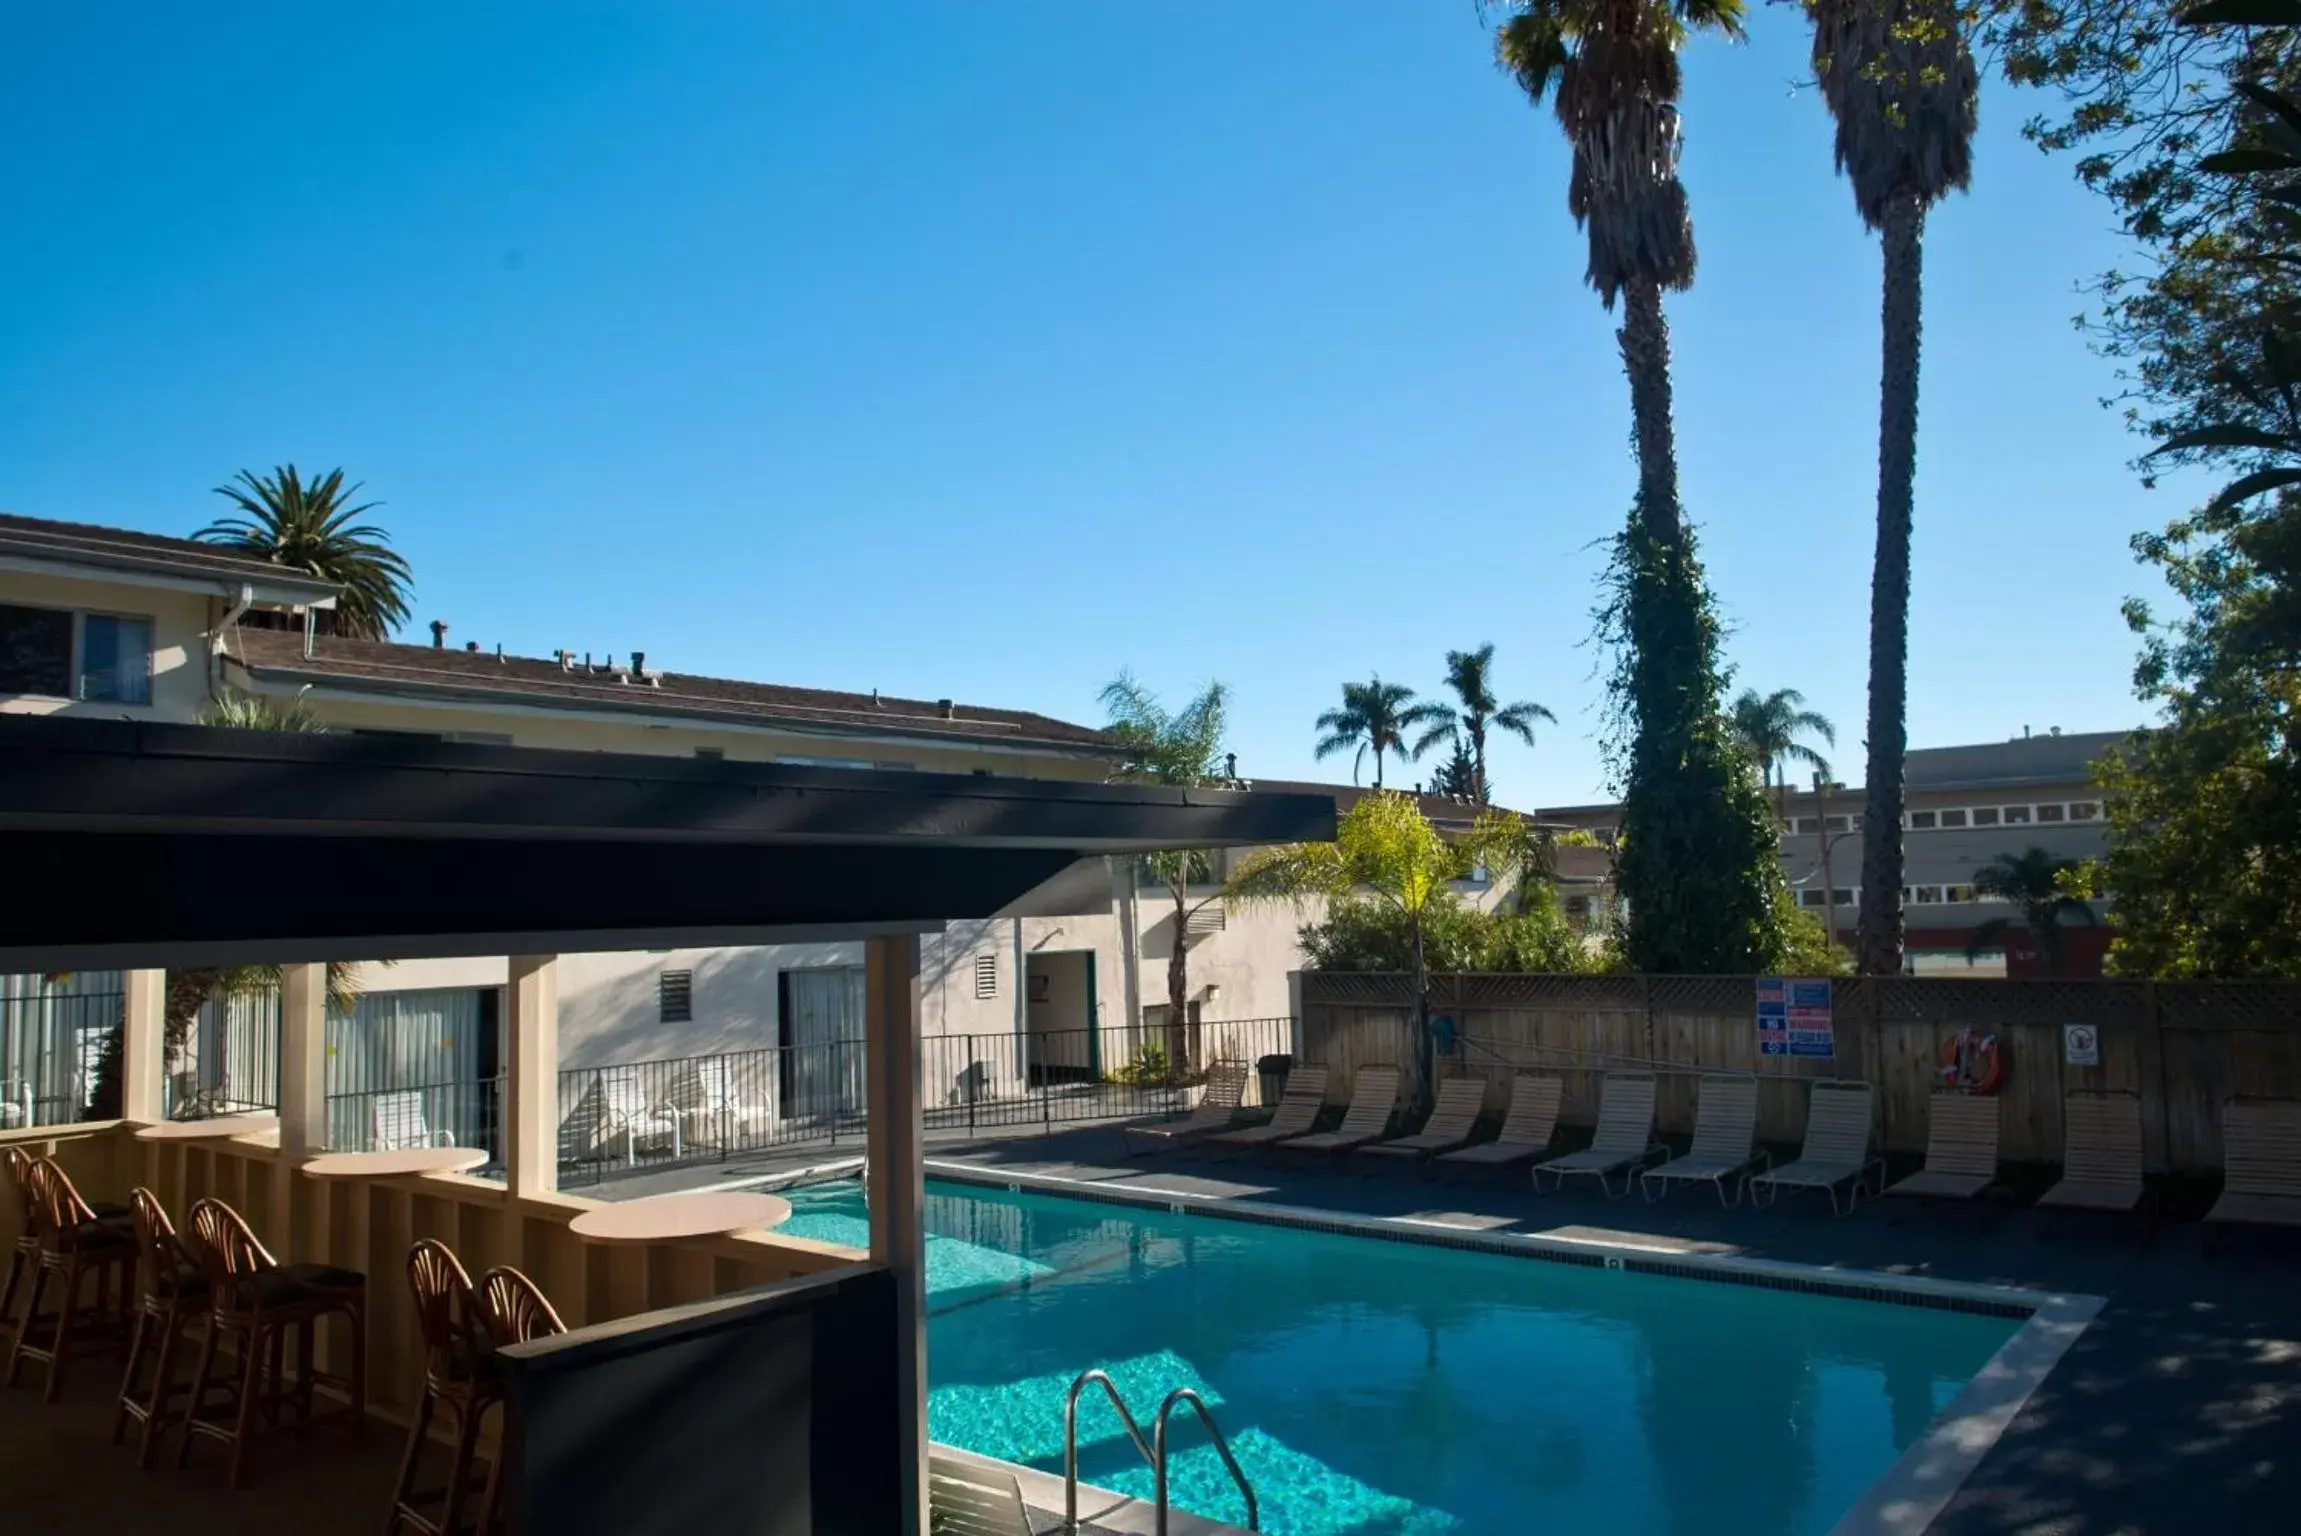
[1256,1053,1294,1107]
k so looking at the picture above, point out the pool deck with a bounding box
[899,1124,2300,1536]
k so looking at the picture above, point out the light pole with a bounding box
[1811,771,1854,954]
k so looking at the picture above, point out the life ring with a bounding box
[1939,1029,2004,1095]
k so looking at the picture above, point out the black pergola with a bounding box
[0,718,1331,969]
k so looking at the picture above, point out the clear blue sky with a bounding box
[0,4,2189,809]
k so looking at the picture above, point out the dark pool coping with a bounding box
[924,1157,2103,1536]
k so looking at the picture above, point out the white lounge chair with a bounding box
[929,1449,1033,1536]
[1123,1060,1249,1154]
[1532,1072,1666,1197]
[1751,1080,1885,1215]
[1434,1075,1563,1168]
[2036,1090,2149,1228]
[1281,1066,1401,1154]
[682,1056,772,1150]
[1884,1092,2002,1203]
[1362,1077,1490,1160]
[1641,1074,1766,1206]
[371,1090,454,1153]
[1206,1065,1331,1149]
[599,1069,683,1166]
[2204,1099,2301,1250]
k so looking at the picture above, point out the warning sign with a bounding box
[1757,977,1836,1059]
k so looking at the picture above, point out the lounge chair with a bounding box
[929,1449,1034,1536]
[1123,1060,1249,1154]
[2204,1099,2301,1249]
[371,1090,454,1153]
[1750,1080,1885,1215]
[1532,1072,1666,1196]
[1205,1065,1331,1149]
[1641,1074,1767,1206]
[1434,1075,1563,1168]
[2036,1091,2148,1225]
[682,1056,773,1150]
[1884,1092,2001,1203]
[598,1069,683,1166]
[1362,1077,1490,1160]
[1280,1066,1401,1154]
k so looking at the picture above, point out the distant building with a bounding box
[1539,728,2131,976]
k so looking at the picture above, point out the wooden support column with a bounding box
[505,956,561,1204]
[122,969,166,1124]
[277,962,329,1251]
[864,932,927,1536]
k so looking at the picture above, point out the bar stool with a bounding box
[112,1188,210,1467]
[0,1147,37,1347]
[472,1266,567,1536]
[4,1156,136,1401]
[178,1197,368,1488]
[387,1240,493,1536]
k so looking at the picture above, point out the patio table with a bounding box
[298,1147,489,1179]
[135,1112,279,1142]
[566,1191,792,1244]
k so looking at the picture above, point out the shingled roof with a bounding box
[225,628,1117,755]
[0,510,340,602]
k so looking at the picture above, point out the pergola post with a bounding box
[121,969,165,1123]
[277,962,329,1246]
[863,931,927,1536]
[505,955,560,1202]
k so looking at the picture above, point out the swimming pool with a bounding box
[779,1176,2026,1536]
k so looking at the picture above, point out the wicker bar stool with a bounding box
[387,1240,494,1536]
[0,1147,37,1347]
[472,1267,566,1536]
[177,1196,368,1488]
[111,1188,211,1467]
[4,1156,136,1401]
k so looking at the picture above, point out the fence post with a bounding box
[968,1034,978,1133]
[2141,980,2172,1173]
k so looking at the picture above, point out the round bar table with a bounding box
[299,1147,489,1179]
[566,1191,792,1244]
[135,1112,279,1142]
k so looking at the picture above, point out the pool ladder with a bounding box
[1063,1368,1260,1534]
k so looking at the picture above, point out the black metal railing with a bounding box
[554,1017,1296,1184]
[0,978,125,1129]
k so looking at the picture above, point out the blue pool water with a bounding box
[779,1179,2020,1536]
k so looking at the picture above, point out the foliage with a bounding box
[196,465,415,640]
[1413,644,1555,805]
[1108,1041,1176,1087]
[1597,519,1792,973]
[1769,889,1856,977]
[1300,890,1598,975]
[1730,688,1836,797]
[1806,0,1977,231]
[1431,738,1480,799]
[1313,676,1446,789]
[1964,847,2100,974]
[84,1021,124,1121]
[200,692,331,732]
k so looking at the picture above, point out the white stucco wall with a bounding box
[0,570,213,721]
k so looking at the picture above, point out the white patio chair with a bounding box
[681,1057,772,1150]
[372,1089,455,1152]
[599,1069,683,1166]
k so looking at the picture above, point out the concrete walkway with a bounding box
[926,1124,2301,1536]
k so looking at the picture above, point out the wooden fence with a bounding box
[1297,972,2301,1174]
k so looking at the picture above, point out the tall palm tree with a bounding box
[196,465,415,640]
[1412,644,1557,806]
[1495,0,1744,543]
[1804,0,1978,975]
[1101,673,1232,1058]
[1497,0,1780,976]
[1730,688,1836,823]
[1965,847,2097,977]
[1315,677,1446,789]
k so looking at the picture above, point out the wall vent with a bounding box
[659,969,694,1023]
[973,953,999,1000]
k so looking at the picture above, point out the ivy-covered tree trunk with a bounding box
[1167,878,1192,1072]
[1858,196,1924,977]
[1409,911,1433,1120]
[1610,284,1785,973]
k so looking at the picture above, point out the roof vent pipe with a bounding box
[430,620,448,649]
[631,651,645,674]
[938,698,954,719]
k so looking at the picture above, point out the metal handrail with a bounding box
[1063,1369,1154,1532]
[1153,1387,1259,1534]
[1063,1371,1260,1534]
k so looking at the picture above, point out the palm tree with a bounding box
[1495,0,1743,544]
[1101,674,1233,1058]
[1965,847,2098,977]
[1803,0,1978,976]
[196,465,415,640]
[1730,688,1836,824]
[1315,677,1446,789]
[1412,644,1556,806]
